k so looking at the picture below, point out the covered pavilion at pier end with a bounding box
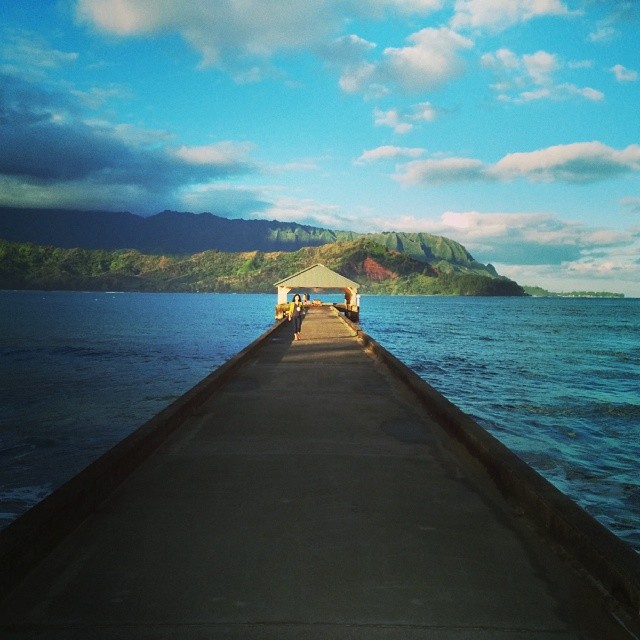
[274,263,360,321]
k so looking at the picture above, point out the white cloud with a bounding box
[356,145,425,163]
[76,0,441,74]
[411,101,439,122]
[451,0,573,32]
[175,142,253,167]
[523,50,558,84]
[364,210,628,258]
[393,142,640,186]
[372,102,440,133]
[77,1,333,61]
[266,160,320,174]
[381,27,473,92]
[336,27,472,96]
[373,108,413,133]
[396,157,486,184]
[567,85,604,101]
[492,142,640,183]
[322,34,376,65]
[75,2,472,96]
[482,47,603,103]
[610,63,638,82]
[338,62,380,95]
[567,59,592,70]
[588,25,616,43]
[376,0,444,12]
[586,4,637,45]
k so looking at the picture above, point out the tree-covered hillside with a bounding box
[0,238,526,296]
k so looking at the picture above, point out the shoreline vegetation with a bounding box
[522,285,624,298]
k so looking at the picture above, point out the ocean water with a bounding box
[1,291,638,553]
[0,291,275,527]
[359,295,640,552]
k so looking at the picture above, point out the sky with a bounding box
[1,1,639,296]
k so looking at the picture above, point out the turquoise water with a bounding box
[360,296,640,552]
[1,291,638,552]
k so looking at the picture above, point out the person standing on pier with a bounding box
[288,293,304,341]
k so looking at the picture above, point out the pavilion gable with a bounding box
[274,264,358,291]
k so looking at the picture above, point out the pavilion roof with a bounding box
[274,263,359,290]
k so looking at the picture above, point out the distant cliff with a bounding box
[0,237,526,296]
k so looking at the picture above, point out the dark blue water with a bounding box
[1,291,638,553]
[0,291,275,525]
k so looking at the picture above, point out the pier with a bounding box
[1,305,639,638]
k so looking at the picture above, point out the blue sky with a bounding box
[1,1,639,295]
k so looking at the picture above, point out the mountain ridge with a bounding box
[0,236,526,296]
[0,206,499,279]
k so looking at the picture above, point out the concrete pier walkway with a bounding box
[1,306,638,638]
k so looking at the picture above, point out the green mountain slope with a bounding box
[366,231,498,275]
[0,237,525,296]
[0,207,494,274]
[0,207,509,287]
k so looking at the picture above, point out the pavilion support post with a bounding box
[277,286,291,305]
[275,286,292,319]
[344,287,359,321]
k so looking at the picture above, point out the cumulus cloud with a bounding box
[492,142,640,183]
[74,2,475,97]
[587,25,616,42]
[481,47,603,103]
[374,108,410,134]
[380,27,473,92]
[175,142,254,167]
[451,0,573,32]
[393,142,640,186]
[356,145,425,163]
[372,101,442,134]
[321,34,377,65]
[395,157,487,184]
[77,1,333,61]
[322,26,472,95]
[375,0,444,13]
[610,63,638,82]
[76,0,442,78]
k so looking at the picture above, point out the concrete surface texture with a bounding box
[0,306,636,639]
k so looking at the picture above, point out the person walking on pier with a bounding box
[288,293,304,341]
